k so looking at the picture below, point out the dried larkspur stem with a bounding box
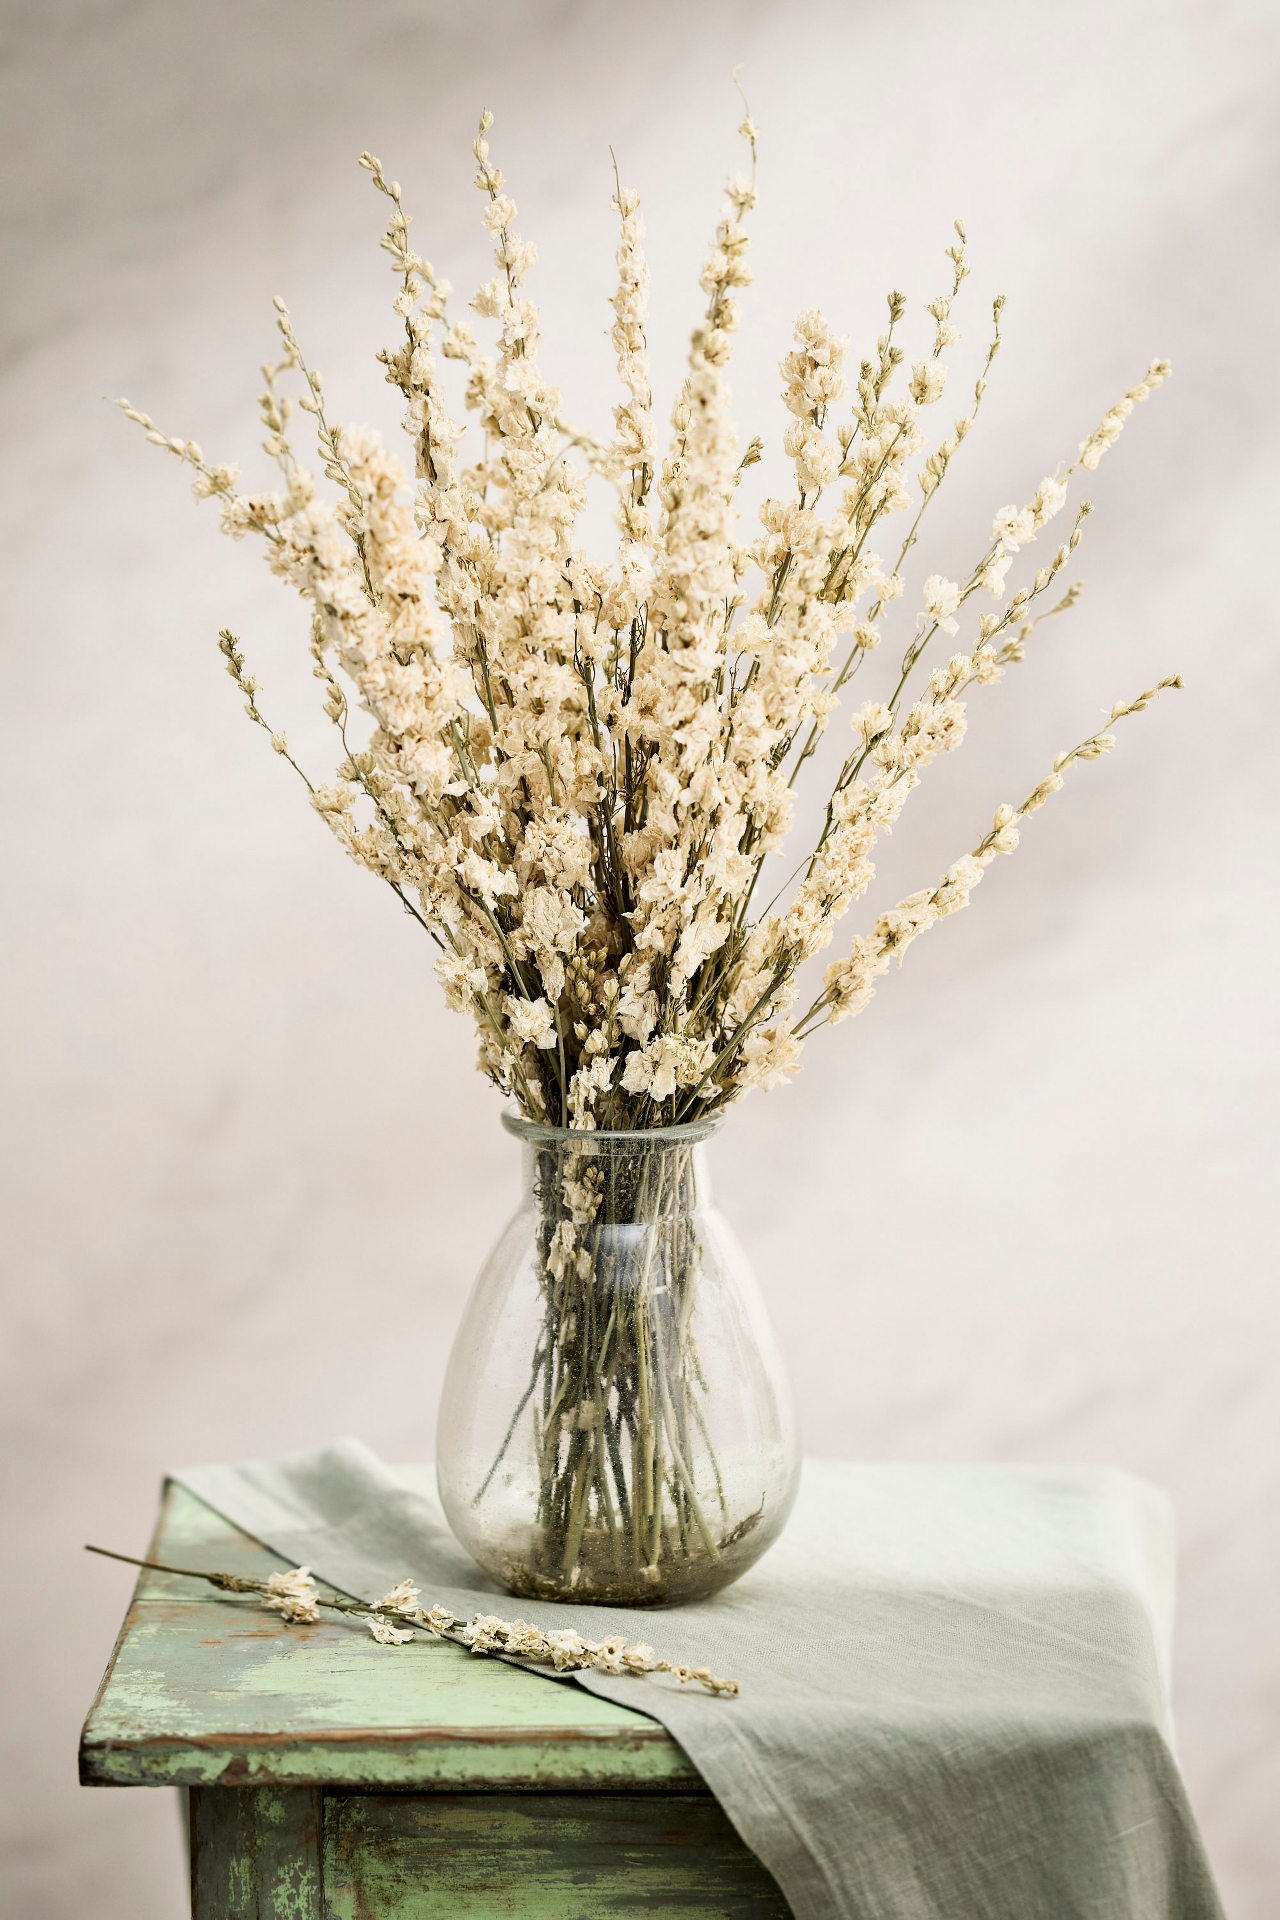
[84,1546,740,1696]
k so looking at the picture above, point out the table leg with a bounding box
[189,1785,323,1920]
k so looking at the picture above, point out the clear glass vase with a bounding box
[436,1115,800,1607]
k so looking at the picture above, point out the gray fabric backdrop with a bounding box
[2,2,1277,1915]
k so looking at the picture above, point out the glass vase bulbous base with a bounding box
[436,1116,800,1608]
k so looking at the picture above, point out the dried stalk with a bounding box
[84,1544,739,1696]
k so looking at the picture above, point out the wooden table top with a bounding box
[80,1482,701,1794]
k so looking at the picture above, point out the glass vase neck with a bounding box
[501,1113,723,1149]
[503,1112,720,1215]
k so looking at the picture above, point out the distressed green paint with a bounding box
[191,1786,322,1920]
[81,1483,699,1793]
[87,1732,697,1792]
[81,1487,788,1914]
[324,1793,791,1919]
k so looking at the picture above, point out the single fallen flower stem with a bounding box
[88,1544,392,1613]
[84,1544,740,1696]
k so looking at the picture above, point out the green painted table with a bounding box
[80,1483,791,1917]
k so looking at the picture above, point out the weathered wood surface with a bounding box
[190,1785,322,1920]
[81,1482,700,1792]
[324,1793,792,1919]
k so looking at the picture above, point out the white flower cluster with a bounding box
[262,1565,321,1624]
[119,115,1176,1126]
[422,1604,740,1695]
[814,676,1183,1033]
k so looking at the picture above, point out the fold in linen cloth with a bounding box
[175,1442,1225,1920]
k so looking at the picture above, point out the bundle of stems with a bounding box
[486,1135,730,1601]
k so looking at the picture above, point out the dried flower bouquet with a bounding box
[118,106,1178,1604]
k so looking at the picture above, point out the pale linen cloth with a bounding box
[175,1442,1225,1920]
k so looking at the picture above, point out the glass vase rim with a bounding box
[502,1111,723,1147]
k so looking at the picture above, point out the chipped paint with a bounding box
[81,1484,700,1792]
[324,1792,791,1918]
[84,1488,783,1912]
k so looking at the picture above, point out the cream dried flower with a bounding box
[377,1578,422,1616]
[362,1613,416,1644]
[421,1604,461,1635]
[991,504,1036,553]
[262,1566,321,1624]
[921,574,963,636]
